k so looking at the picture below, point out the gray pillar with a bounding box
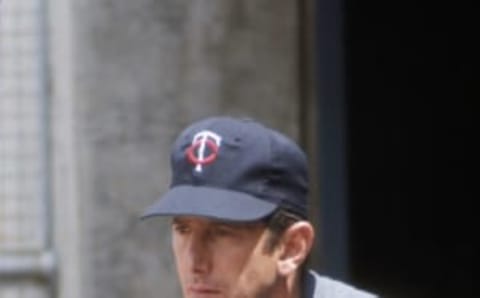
[51,1,301,297]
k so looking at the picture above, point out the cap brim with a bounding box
[141,185,278,222]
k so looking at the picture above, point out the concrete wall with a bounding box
[50,0,302,297]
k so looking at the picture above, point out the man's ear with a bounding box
[276,221,314,276]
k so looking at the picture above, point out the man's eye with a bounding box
[212,227,234,237]
[173,224,190,234]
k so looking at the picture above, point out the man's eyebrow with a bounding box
[213,221,263,230]
[171,218,188,225]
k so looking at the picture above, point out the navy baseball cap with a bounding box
[141,116,309,222]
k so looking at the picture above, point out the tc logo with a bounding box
[186,130,222,172]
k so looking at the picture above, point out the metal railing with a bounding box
[0,252,55,280]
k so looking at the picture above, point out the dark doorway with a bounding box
[315,0,474,297]
[343,1,474,297]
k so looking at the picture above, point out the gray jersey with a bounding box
[304,271,377,298]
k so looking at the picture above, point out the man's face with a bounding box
[171,216,282,298]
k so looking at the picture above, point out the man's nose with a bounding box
[186,232,212,274]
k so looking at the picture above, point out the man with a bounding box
[142,116,377,298]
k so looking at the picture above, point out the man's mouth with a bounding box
[187,284,222,296]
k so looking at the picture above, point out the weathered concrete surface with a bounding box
[66,0,300,297]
